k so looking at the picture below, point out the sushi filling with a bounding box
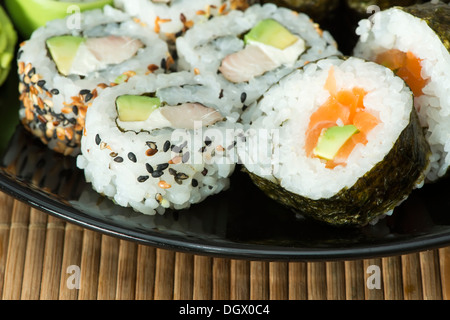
[46,35,144,77]
[219,19,306,83]
[306,67,380,169]
[375,49,429,97]
[115,94,224,132]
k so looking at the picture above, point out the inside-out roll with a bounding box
[77,71,240,216]
[238,56,431,226]
[17,5,170,156]
[353,2,450,182]
[176,3,341,114]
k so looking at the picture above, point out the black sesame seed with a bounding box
[175,30,183,38]
[169,168,177,176]
[204,137,212,146]
[138,176,149,183]
[202,168,208,176]
[152,171,164,178]
[157,163,169,171]
[163,140,171,152]
[72,106,79,116]
[191,179,199,187]
[128,152,137,162]
[17,50,23,59]
[95,134,101,145]
[240,92,247,103]
[114,157,124,163]
[37,80,46,88]
[85,93,94,103]
[228,141,237,150]
[146,163,154,174]
[161,58,167,70]
[182,152,190,163]
[28,67,36,77]
[219,89,224,99]
[199,146,207,153]
[80,89,91,95]
[176,173,189,181]
[51,89,60,95]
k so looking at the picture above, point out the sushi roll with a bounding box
[353,1,450,182]
[113,0,255,41]
[77,71,240,216]
[17,5,170,157]
[175,3,341,114]
[238,56,430,226]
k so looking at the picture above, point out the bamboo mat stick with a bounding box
[78,229,102,300]
[401,253,423,299]
[212,258,230,300]
[20,209,47,300]
[174,252,194,300]
[230,259,250,300]
[439,247,450,300]
[135,245,156,300]
[288,262,307,300]
[154,248,175,300]
[58,223,84,300]
[420,250,442,300]
[382,256,403,300]
[307,262,327,300]
[364,259,384,300]
[2,200,30,300]
[115,240,138,300]
[344,260,365,300]
[193,255,212,300]
[269,262,288,300]
[39,216,65,300]
[0,192,14,298]
[326,261,346,300]
[97,235,120,300]
[250,261,269,300]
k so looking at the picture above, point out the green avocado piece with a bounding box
[314,125,359,161]
[116,95,161,122]
[244,19,298,50]
[46,36,85,76]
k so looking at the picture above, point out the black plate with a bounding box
[2,69,450,262]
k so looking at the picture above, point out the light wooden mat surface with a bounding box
[1,191,449,300]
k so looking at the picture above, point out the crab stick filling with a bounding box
[375,49,428,97]
[305,67,380,169]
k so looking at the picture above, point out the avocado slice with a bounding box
[116,95,161,122]
[244,19,298,50]
[313,125,359,161]
[46,36,85,76]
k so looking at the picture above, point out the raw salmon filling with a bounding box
[375,49,429,97]
[306,67,380,168]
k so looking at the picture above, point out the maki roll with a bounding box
[353,1,450,181]
[176,3,341,114]
[77,72,240,216]
[238,57,430,226]
[17,5,170,156]
[113,0,254,40]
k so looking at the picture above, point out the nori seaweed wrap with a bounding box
[354,1,450,182]
[237,56,430,226]
[259,0,341,22]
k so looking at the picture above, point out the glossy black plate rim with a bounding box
[2,171,450,262]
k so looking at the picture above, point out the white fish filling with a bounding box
[116,103,224,132]
[220,36,306,83]
[70,36,144,76]
[246,36,306,67]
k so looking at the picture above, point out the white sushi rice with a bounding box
[18,5,169,155]
[353,6,450,182]
[238,57,416,200]
[175,3,341,113]
[77,71,240,215]
[113,0,231,34]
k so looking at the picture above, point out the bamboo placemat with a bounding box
[1,191,449,300]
